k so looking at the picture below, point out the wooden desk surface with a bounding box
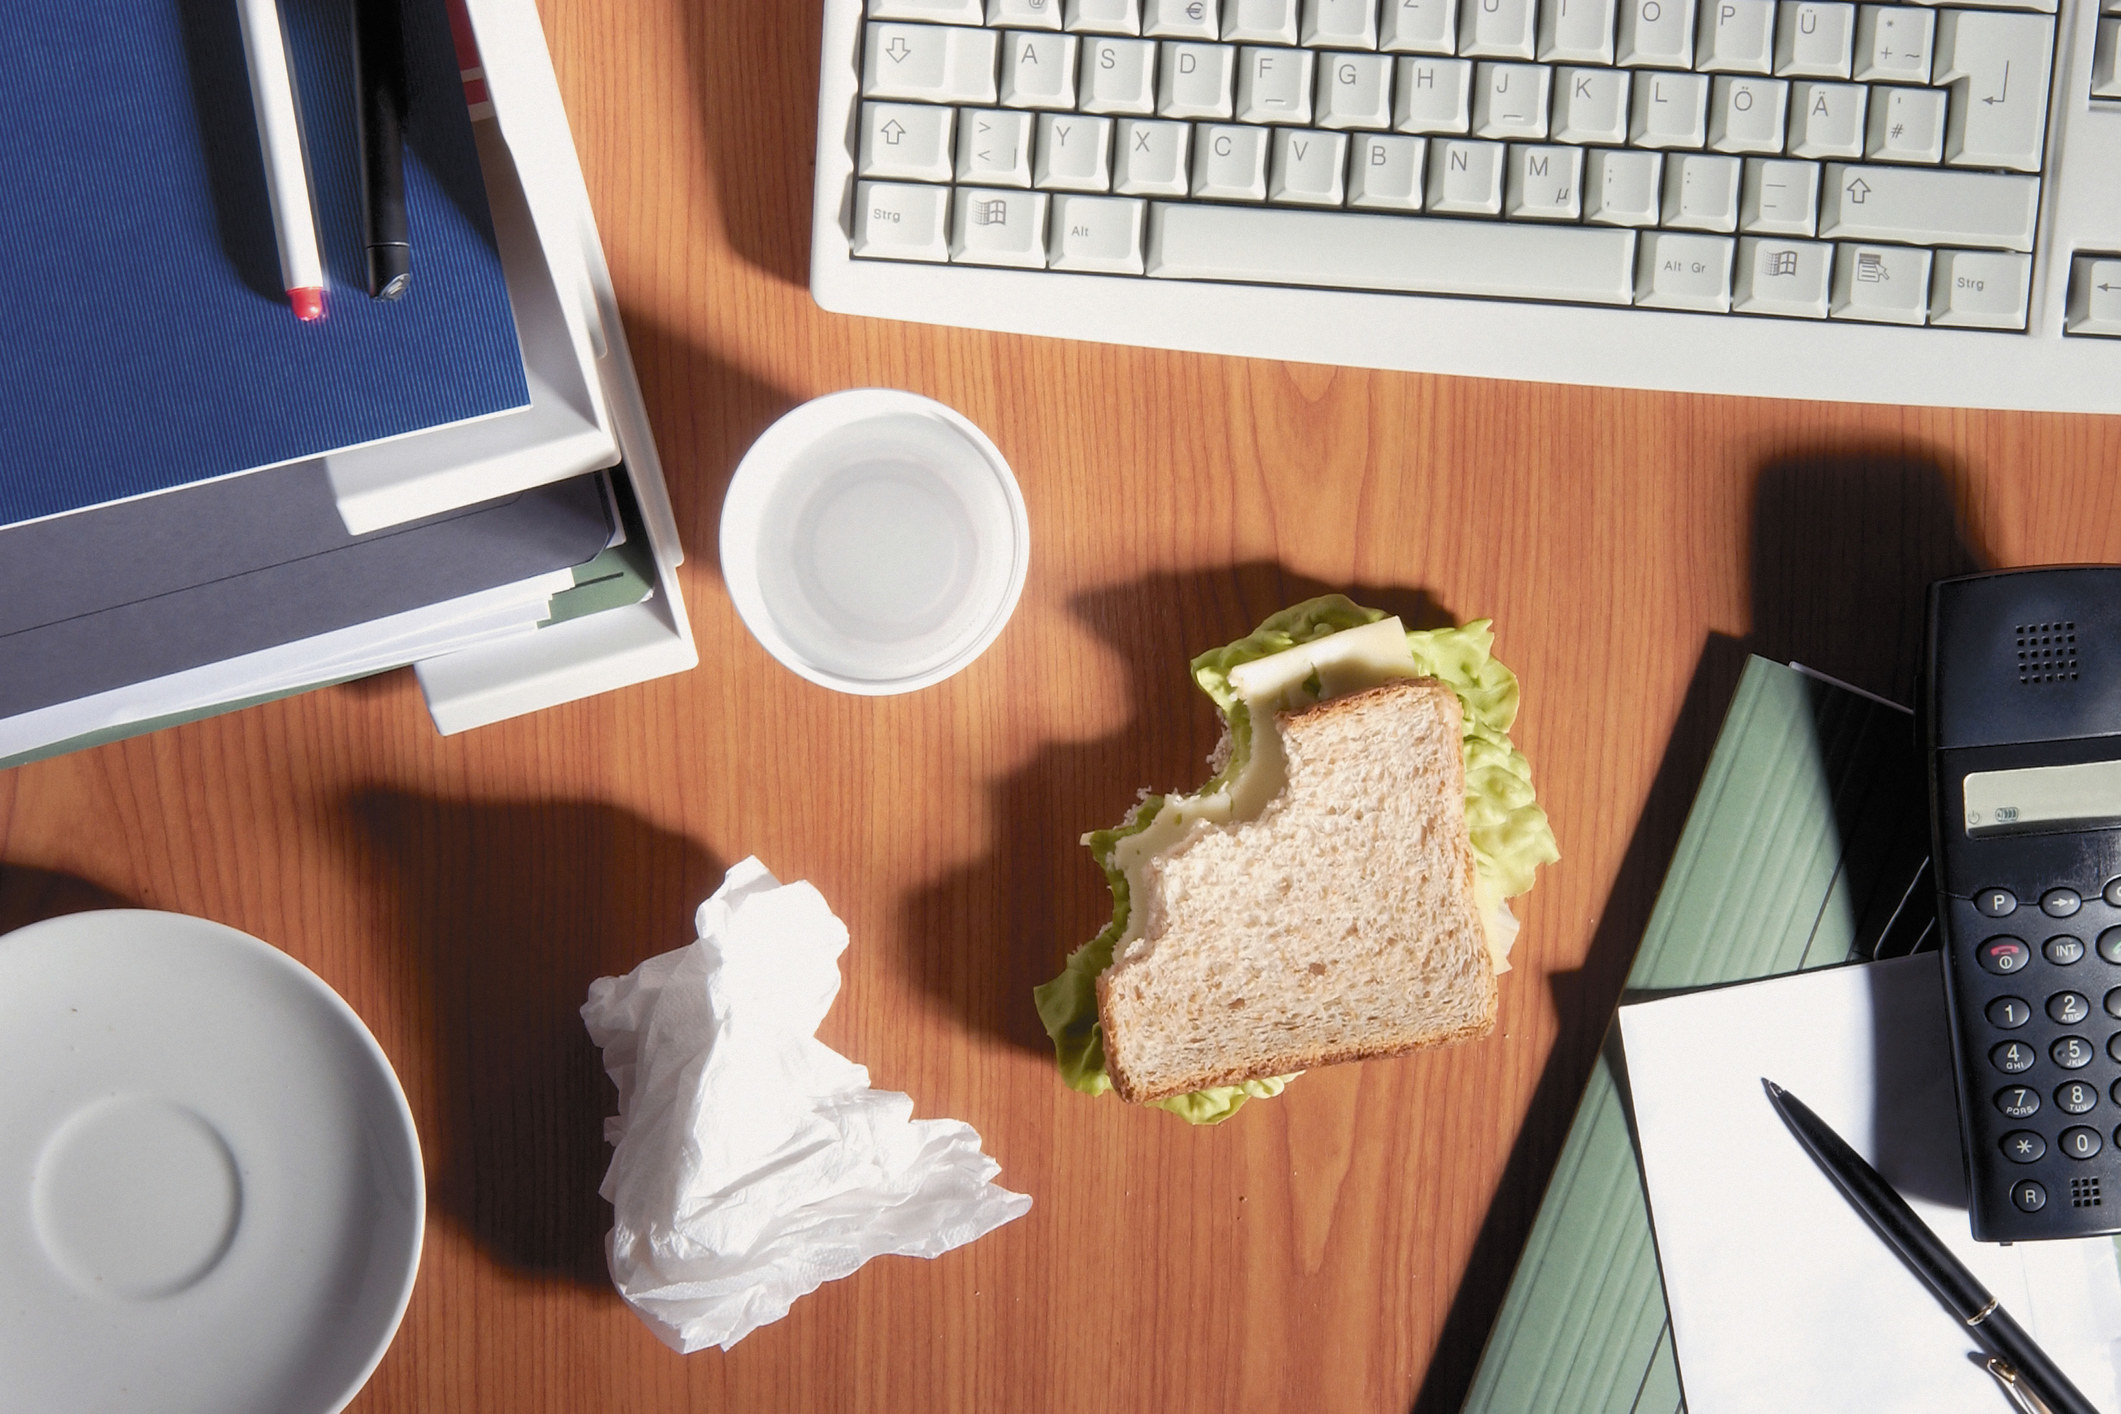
[5,2,2121,1410]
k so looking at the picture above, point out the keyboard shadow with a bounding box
[898,561,1458,1063]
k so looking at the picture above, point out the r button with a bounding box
[2014,1179,2048,1213]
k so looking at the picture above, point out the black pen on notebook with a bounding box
[352,0,411,299]
[1762,1079,2098,1414]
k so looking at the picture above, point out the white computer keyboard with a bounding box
[809,0,2121,411]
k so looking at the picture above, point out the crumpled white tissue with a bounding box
[581,856,1031,1353]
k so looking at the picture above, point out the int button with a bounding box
[2043,888,2084,918]
[1978,888,2018,917]
[2047,936,2086,965]
[1978,937,2031,975]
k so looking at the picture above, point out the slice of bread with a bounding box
[1096,676,1496,1104]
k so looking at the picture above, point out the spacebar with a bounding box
[1146,203,1638,306]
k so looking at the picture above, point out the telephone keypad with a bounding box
[1998,1086,2040,1118]
[2050,993,2091,1024]
[1980,937,2032,975]
[2056,1081,2098,1115]
[1979,888,2019,917]
[2054,1036,2095,1069]
[2005,1131,2048,1162]
[2043,888,2085,917]
[1989,996,2031,1028]
[2047,936,2086,965]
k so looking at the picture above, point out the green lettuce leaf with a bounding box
[1034,595,1559,1123]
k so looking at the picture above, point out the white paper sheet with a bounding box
[1619,955,2121,1414]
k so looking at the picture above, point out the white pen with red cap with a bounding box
[235,0,325,321]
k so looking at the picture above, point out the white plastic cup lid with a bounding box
[719,390,1030,695]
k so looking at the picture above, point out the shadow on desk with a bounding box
[901,562,1458,1059]
[0,865,130,936]
[677,0,820,288]
[349,791,723,1289]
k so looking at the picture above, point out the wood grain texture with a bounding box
[5,1,2121,1410]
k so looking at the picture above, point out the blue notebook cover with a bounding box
[0,0,529,529]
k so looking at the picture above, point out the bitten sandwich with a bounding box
[1033,596,1558,1123]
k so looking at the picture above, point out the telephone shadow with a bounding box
[899,562,1459,1059]
[1410,449,1984,1414]
[0,865,131,936]
[347,790,723,1288]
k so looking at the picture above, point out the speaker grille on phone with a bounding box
[2017,622,2079,684]
[2073,1176,2102,1208]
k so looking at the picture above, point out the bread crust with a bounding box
[1096,676,1497,1105]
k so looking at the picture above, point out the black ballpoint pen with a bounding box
[1763,1078,2098,1414]
[352,0,410,299]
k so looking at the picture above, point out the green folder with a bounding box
[1460,655,1932,1414]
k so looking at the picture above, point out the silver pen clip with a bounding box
[1987,1357,2059,1414]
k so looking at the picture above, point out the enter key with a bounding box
[1936,8,2056,171]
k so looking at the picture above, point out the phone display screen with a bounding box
[1963,758,2121,836]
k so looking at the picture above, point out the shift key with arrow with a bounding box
[859,101,956,183]
[861,22,1000,105]
[1818,163,2039,252]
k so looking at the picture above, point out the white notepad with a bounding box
[1618,956,2121,1414]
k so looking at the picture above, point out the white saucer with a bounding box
[0,911,424,1414]
[719,389,1031,694]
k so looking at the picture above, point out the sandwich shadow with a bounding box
[899,562,1459,1060]
[346,790,723,1289]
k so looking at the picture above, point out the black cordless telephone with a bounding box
[1928,567,2121,1241]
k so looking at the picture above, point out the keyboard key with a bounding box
[1853,4,1932,81]
[1236,45,1318,121]
[1269,127,1349,202]
[1381,0,1461,53]
[1789,80,1865,156]
[1396,57,1476,130]
[1818,164,2038,250]
[1002,31,1082,107]
[1934,9,2054,171]
[1618,0,1698,67]
[991,0,1066,26]
[859,101,957,182]
[863,22,1002,103]
[1192,123,1271,196]
[1831,242,1929,322]
[871,0,987,22]
[2067,256,2121,336]
[1663,152,1742,229]
[1114,118,1194,191]
[1931,250,2031,329]
[1506,143,1585,217]
[1911,0,2055,12]
[1637,231,1735,309]
[1997,1084,2039,1118]
[1159,41,1238,116]
[1630,71,1710,147]
[1775,0,1855,76]
[1144,0,1220,36]
[1067,0,1144,32]
[1541,0,1619,63]
[2002,1130,2045,1162]
[1348,132,1428,206]
[1698,0,1777,72]
[2096,18,2121,98]
[1708,75,1789,151]
[1733,235,1830,314]
[1428,137,1507,211]
[1473,62,1554,138]
[1304,0,1381,47]
[1554,67,1631,141]
[958,108,1036,183]
[1037,113,1115,188]
[1048,193,1148,269]
[1224,0,1300,41]
[1462,0,1538,58]
[1144,200,1639,300]
[1318,52,1396,126]
[1740,156,1819,233]
[854,180,953,260]
[1585,147,1663,224]
[1082,36,1159,112]
[1865,85,1945,163]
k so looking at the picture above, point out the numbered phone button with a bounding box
[1989,996,2032,1028]
[1997,1086,2041,1118]
[2050,992,2091,1025]
[2110,1033,2121,1063]
[1979,937,2031,975]
[2014,1180,2048,1213]
[2003,1130,2047,1163]
[2061,1126,2104,1160]
[2042,888,2083,918]
[2047,936,2086,966]
[2057,1081,2099,1115]
[2099,927,2121,964]
[2107,988,2121,1020]
[2105,877,2121,908]
[2054,1036,2095,1069]
[1993,1040,2037,1073]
